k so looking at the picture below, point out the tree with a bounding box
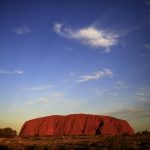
[0,127,17,137]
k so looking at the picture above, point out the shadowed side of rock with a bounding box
[19,114,134,136]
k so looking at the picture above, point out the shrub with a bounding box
[141,130,150,136]
[136,130,150,136]
[0,127,17,138]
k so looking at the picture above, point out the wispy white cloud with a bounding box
[27,100,34,105]
[53,23,118,52]
[63,72,78,83]
[77,68,113,82]
[38,97,49,103]
[114,81,129,89]
[0,70,23,75]
[145,0,150,6]
[13,70,23,74]
[27,97,49,105]
[26,92,65,106]
[53,23,63,33]
[141,53,150,57]
[64,47,74,52]
[52,92,65,97]
[14,26,30,35]
[69,72,77,77]
[109,92,118,96]
[90,88,119,97]
[21,84,53,91]
[135,91,150,101]
[108,107,150,119]
[90,89,105,96]
[144,44,150,49]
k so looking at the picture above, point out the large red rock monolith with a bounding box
[19,114,134,136]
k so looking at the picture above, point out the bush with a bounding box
[0,127,17,138]
[136,130,150,136]
[141,130,150,136]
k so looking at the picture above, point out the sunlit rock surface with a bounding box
[20,114,134,136]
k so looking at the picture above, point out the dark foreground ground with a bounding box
[0,135,150,150]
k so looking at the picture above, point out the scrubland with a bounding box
[0,132,150,150]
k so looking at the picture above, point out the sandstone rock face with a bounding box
[20,114,134,136]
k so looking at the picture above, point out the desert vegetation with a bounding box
[0,130,150,150]
[0,127,17,138]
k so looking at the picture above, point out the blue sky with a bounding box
[0,0,150,132]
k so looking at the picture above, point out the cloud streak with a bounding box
[77,68,113,82]
[21,84,53,91]
[109,107,150,119]
[145,0,150,6]
[135,90,150,101]
[27,97,49,105]
[114,81,129,89]
[14,26,30,35]
[52,92,65,97]
[144,44,150,49]
[0,70,23,75]
[53,23,118,52]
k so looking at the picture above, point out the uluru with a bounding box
[20,114,134,136]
